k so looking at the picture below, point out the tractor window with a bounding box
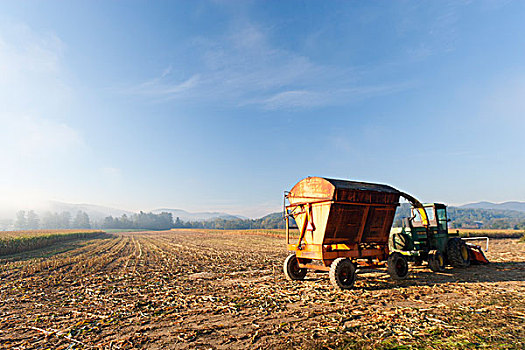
[411,207,434,226]
[437,208,447,231]
[437,208,447,222]
[425,207,435,221]
[411,208,422,223]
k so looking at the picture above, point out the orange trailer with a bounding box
[283,177,407,289]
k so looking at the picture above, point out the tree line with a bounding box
[171,212,285,230]
[14,210,91,230]
[10,210,174,231]
[6,210,285,231]
[102,212,174,230]
[102,212,285,230]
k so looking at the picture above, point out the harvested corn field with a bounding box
[0,230,524,349]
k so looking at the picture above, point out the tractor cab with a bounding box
[396,203,455,255]
[393,203,454,264]
[406,203,449,235]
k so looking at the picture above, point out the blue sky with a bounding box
[1,1,525,217]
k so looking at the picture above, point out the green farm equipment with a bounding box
[390,202,489,271]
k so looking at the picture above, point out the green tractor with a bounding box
[390,201,488,272]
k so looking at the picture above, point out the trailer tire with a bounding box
[428,250,446,272]
[329,258,356,290]
[283,254,307,281]
[387,252,409,280]
[447,238,470,268]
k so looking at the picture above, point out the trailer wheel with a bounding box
[387,253,409,280]
[428,250,446,272]
[447,238,470,268]
[283,254,307,281]
[329,258,356,290]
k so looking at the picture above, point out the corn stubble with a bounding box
[0,230,523,349]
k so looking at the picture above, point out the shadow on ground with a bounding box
[298,261,525,291]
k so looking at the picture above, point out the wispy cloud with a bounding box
[0,22,70,115]
[0,22,86,186]
[123,21,412,110]
[249,82,415,110]
[126,74,201,100]
[401,1,472,61]
[257,90,326,110]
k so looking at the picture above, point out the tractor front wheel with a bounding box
[387,252,409,280]
[428,250,446,272]
[283,254,307,281]
[329,258,356,290]
[447,238,471,268]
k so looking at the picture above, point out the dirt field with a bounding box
[0,230,524,349]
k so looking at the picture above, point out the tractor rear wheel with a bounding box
[387,252,409,280]
[447,238,471,267]
[428,250,446,272]
[283,254,307,281]
[329,258,356,290]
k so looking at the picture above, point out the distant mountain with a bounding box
[47,201,135,221]
[459,201,525,212]
[151,208,247,222]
